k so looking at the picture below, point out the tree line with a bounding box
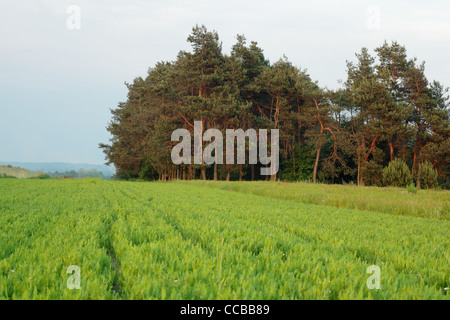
[100,25,449,188]
[48,168,108,179]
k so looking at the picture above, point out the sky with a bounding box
[1,0,449,165]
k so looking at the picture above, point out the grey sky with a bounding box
[1,0,449,164]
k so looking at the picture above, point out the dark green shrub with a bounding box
[443,177,450,190]
[280,146,314,182]
[139,161,159,181]
[418,161,438,189]
[363,160,384,187]
[382,159,413,187]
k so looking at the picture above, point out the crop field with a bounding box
[0,179,449,300]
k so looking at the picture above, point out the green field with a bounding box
[0,179,449,299]
[188,181,450,220]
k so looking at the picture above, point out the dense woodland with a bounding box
[100,25,449,188]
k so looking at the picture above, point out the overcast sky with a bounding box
[1,0,449,164]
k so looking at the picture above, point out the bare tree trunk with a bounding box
[313,139,322,183]
[293,152,296,176]
[201,117,207,181]
[359,164,365,187]
[226,165,231,181]
[201,168,207,180]
[357,155,361,186]
[416,164,421,189]
[412,148,418,179]
[271,132,278,182]
[388,141,394,162]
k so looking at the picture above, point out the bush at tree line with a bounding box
[382,160,413,188]
[418,161,438,189]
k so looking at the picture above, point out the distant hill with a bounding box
[0,165,44,179]
[0,162,115,178]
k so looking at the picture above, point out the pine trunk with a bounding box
[313,139,322,183]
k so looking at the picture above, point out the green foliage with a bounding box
[382,160,413,187]
[139,161,158,181]
[407,183,417,194]
[100,28,449,185]
[443,177,450,190]
[418,161,439,189]
[279,146,314,181]
[117,172,138,180]
[362,161,383,187]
